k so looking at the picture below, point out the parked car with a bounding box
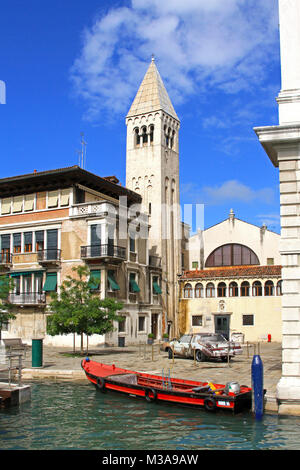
[164,333,243,362]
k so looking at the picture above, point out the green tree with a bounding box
[0,275,15,341]
[46,265,123,354]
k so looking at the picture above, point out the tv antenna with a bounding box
[76,132,87,169]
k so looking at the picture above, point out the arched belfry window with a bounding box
[142,126,148,144]
[205,243,259,268]
[135,128,140,146]
[149,125,154,143]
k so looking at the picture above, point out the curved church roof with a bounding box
[127,58,179,121]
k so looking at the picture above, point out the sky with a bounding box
[0,0,281,233]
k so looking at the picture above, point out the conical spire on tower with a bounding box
[127,58,179,120]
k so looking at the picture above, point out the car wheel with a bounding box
[221,356,232,362]
[196,350,206,362]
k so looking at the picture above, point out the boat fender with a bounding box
[96,377,106,393]
[145,388,157,403]
[204,397,216,412]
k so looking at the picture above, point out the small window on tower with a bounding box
[135,128,140,146]
[150,125,154,143]
[142,126,148,144]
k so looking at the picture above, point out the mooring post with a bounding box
[251,354,264,420]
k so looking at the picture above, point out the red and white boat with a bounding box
[81,358,252,414]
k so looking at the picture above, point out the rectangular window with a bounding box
[1,198,11,215]
[152,276,162,294]
[24,232,33,252]
[12,195,23,213]
[129,236,135,253]
[1,234,11,262]
[35,231,44,251]
[48,190,59,208]
[107,270,120,291]
[60,189,70,206]
[129,272,140,293]
[118,316,126,333]
[47,229,58,259]
[192,315,203,326]
[89,270,101,290]
[43,272,57,292]
[138,316,145,332]
[13,233,21,253]
[243,314,254,326]
[192,261,198,269]
[14,276,21,295]
[267,258,274,266]
[23,274,32,294]
[24,194,35,211]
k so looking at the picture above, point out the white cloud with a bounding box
[181,179,275,205]
[70,0,279,121]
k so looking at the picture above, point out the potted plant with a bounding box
[147,333,154,345]
[163,333,169,342]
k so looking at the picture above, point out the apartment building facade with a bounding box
[0,166,163,347]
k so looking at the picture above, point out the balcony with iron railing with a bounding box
[37,249,61,264]
[81,244,126,261]
[8,292,46,305]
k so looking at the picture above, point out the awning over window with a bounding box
[108,271,120,291]
[89,270,101,290]
[130,278,140,293]
[153,282,162,294]
[43,272,57,291]
[10,270,44,277]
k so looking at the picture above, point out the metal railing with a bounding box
[37,249,61,262]
[81,244,126,260]
[8,292,46,305]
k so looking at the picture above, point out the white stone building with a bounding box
[178,210,282,342]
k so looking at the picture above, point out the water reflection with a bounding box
[1,382,300,450]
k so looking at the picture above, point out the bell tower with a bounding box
[126,58,181,337]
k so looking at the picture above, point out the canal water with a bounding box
[1,381,300,450]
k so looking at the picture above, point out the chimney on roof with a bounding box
[34,170,37,174]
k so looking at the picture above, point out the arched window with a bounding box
[206,282,215,298]
[229,281,239,297]
[264,280,274,296]
[240,281,250,297]
[170,130,175,149]
[277,280,282,296]
[217,282,227,297]
[142,126,148,144]
[195,283,203,298]
[205,243,259,267]
[183,283,193,298]
[252,281,262,297]
[149,125,154,143]
[135,128,140,146]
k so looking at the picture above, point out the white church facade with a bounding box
[178,210,282,342]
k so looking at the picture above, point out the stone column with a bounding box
[254,0,300,415]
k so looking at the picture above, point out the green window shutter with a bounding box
[129,273,140,293]
[43,272,57,292]
[89,270,101,290]
[153,281,162,294]
[107,270,120,291]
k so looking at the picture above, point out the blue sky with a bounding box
[0,0,281,233]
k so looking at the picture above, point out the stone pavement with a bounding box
[20,341,282,413]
